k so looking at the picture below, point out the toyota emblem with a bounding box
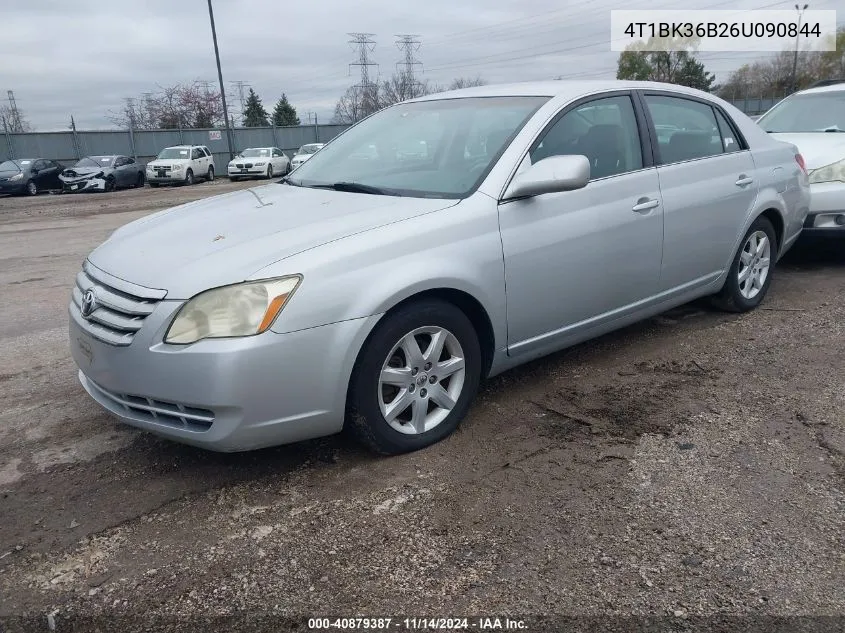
[81,288,97,318]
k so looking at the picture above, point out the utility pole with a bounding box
[206,0,235,160]
[348,33,378,119]
[791,3,809,94]
[395,34,423,99]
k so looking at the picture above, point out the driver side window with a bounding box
[530,95,644,180]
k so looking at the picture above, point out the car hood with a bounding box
[768,132,845,170]
[61,166,112,179]
[0,169,22,178]
[88,183,457,299]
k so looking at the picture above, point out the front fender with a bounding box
[258,196,508,352]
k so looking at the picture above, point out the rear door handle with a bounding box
[735,176,754,187]
[632,198,660,213]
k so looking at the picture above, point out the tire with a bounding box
[104,176,115,192]
[135,173,145,188]
[266,164,274,179]
[713,215,777,313]
[149,182,160,188]
[347,299,482,455]
[184,169,194,186]
[26,180,37,196]
[206,166,214,182]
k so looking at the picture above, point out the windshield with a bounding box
[156,147,191,159]
[75,156,113,168]
[287,96,549,198]
[0,160,24,172]
[297,144,322,155]
[240,148,271,157]
[758,92,845,132]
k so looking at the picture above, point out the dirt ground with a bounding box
[0,181,843,632]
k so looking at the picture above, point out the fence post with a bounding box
[314,114,319,143]
[178,120,184,144]
[271,123,278,148]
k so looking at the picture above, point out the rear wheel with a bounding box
[206,165,214,182]
[347,299,482,455]
[713,215,777,313]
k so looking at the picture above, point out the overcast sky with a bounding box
[1,0,841,130]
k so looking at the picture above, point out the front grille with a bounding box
[235,163,243,169]
[87,378,214,431]
[70,260,166,346]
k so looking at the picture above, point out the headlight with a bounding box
[164,276,302,344]
[808,158,845,184]
[254,161,266,166]
[172,164,182,171]
[9,173,23,181]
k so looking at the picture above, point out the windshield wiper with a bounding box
[309,182,392,196]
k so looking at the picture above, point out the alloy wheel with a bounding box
[738,230,771,300]
[377,326,466,435]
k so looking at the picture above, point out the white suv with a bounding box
[757,81,845,236]
[146,145,215,187]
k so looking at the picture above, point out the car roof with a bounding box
[409,79,721,102]
[795,83,845,95]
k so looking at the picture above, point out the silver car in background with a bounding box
[59,155,146,193]
[68,80,810,455]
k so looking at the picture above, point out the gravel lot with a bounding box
[0,181,843,632]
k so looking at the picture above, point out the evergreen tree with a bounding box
[242,88,269,127]
[272,93,300,126]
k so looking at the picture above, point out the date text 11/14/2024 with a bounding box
[307,617,528,630]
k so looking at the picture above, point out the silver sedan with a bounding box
[68,80,810,455]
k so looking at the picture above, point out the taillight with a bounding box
[795,153,808,176]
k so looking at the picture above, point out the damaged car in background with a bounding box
[59,155,146,193]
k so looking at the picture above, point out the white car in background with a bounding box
[757,81,845,236]
[228,147,291,181]
[290,143,324,170]
[146,145,215,187]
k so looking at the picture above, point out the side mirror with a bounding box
[503,154,590,200]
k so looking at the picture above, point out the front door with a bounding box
[498,93,664,358]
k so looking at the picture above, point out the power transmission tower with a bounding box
[6,90,22,132]
[348,33,378,115]
[230,80,250,124]
[395,34,423,97]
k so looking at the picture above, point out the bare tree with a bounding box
[379,71,434,107]
[0,104,32,132]
[106,81,225,129]
[331,83,381,124]
[447,76,487,90]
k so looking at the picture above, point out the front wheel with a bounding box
[104,176,115,192]
[206,165,214,182]
[135,172,145,188]
[26,180,37,196]
[266,164,274,179]
[184,169,194,186]
[347,299,482,455]
[713,215,777,313]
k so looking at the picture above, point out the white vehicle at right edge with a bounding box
[757,80,845,236]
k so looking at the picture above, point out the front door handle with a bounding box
[735,175,754,187]
[632,198,660,213]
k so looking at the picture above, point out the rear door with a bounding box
[113,157,129,186]
[638,91,758,292]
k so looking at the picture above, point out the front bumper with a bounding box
[69,298,380,452]
[62,178,105,193]
[0,181,26,194]
[146,172,184,184]
[802,181,845,236]
[228,167,267,177]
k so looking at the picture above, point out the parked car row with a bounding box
[68,79,817,458]
[0,143,324,196]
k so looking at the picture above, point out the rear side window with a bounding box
[530,95,644,180]
[645,95,724,164]
[714,109,741,153]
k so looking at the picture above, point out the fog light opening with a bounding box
[835,215,845,226]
